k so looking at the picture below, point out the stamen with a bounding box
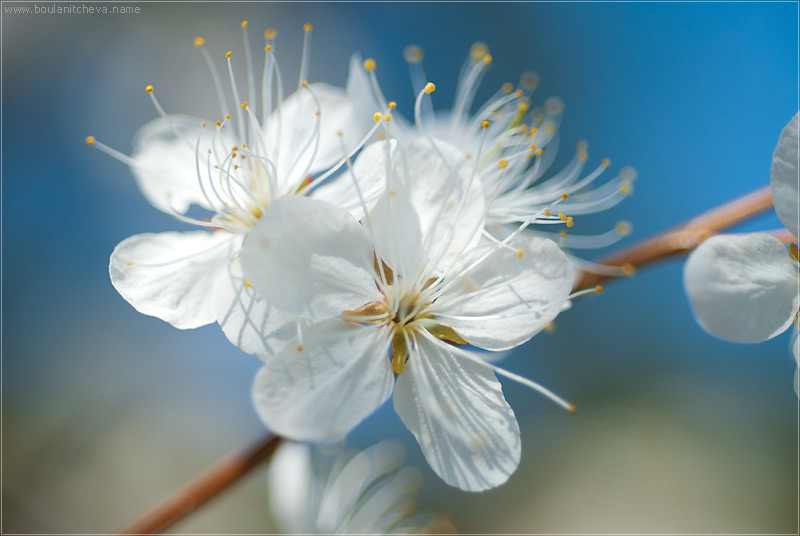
[241,20,257,118]
[85,136,135,166]
[298,22,313,90]
[195,39,229,120]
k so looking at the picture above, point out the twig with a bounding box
[116,434,282,535]
[575,185,778,290]
[117,185,785,534]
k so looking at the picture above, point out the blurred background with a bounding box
[2,2,797,533]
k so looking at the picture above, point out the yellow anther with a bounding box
[559,230,568,237]
[529,126,538,134]
[501,82,513,94]
[200,121,206,127]
[601,158,611,167]
[234,164,239,170]
[303,22,313,31]
[595,285,604,293]
[388,101,397,109]
[265,28,276,40]
[85,135,95,145]
[301,80,309,87]
[530,145,537,152]
[241,20,248,28]
[544,208,551,217]
[296,344,304,352]
[481,120,489,128]
[517,101,529,112]
[373,112,383,122]
[526,151,534,158]
[231,146,239,152]
[516,248,523,259]
[561,193,569,200]
[215,120,221,127]
[470,42,489,61]
[232,153,237,158]
[578,152,588,162]
[619,183,631,194]
[193,37,205,47]
[242,143,247,148]
[535,148,543,156]
[566,217,575,228]
[225,114,231,120]
[520,71,540,90]
[240,154,246,159]
[615,221,631,235]
[384,114,392,122]
[498,159,508,169]
[424,82,436,94]
[576,140,588,151]
[515,89,523,98]
[363,58,377,72]
[622,263,636,277]
[403,44,424,63]
[519,124,528,132]
[483,53,492,64]
[241,101,248,109]
[567,403,577,414]
[265,45,272,51]
[244,279,254,288]
[558,212,567,221]
[145,85,153,93]
[336,130,343,137]
[225,51,232,58]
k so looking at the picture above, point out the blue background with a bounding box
[2,2,797,533]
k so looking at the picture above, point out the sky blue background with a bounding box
[2,2,798,533]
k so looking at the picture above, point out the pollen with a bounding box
[296,344,304,352]
[303,22,313,31]
[424,82,436,94]
[530,144,537,152]
[561,193,569,200]
[516,248,523,259]
[193,36,205,47]
[241,20,248,28]
[501,82,513,94]
[601,158,611,167]
[145,85,153,93]
[265,28,276,39]
[85,135,95,145]
[242,143,247,148]
[225,114,231,120]
[558,212,567,221]
[215,120,221,127]
[241,101,248,109]
[225,51,232,58]
[595,285,604,293]
[544,208,551,217]
[497,159,508,169]
[373,112,383,122]
[481,120,489,128]
[363,58,377,72]
[388,101,397,109]
[566,217,574,228]
[265,45,272,51]
[483,53,492,64]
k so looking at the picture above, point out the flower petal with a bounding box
[240,196,381,319]
[214,256,299,359]
[437,236,574,351]
[131,115,220,215]
[684,233,799,343]
[252,319,394,440]
[109,231,236,329]
[393,334,521,491]
[771,113,799,238]
[267,443,317,534]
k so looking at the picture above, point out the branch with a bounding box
[116,433,281,535]
[575,185,778,290]
[117,186,784,534]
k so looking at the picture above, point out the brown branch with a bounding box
[116,185,785,535]
[576,185,777,290]
[116,433,282,535]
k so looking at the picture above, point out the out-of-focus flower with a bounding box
[241,138,580,491]
[346,43,637,278]
[267,441,453,534]
[684,113,799,389]
[88,22,383,358]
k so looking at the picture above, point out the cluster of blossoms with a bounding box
[684,113,799,392]
[88,22,636,495]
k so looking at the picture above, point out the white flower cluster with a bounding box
[88,23,635,494]
[684,113,800,392]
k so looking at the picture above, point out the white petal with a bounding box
[109,231,236,329]
[771,113,800,237]
[240,196,382,319]
[214,256,299,359]
[267,443,316,534]
[266,83,362,192]
[393,335,521,491]
[438,236,574,351]
[131,115,221,214]
[252,319,394,440]
[684,233,799,343]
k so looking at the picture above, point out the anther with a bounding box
[516,248,523,259]
[301,81,309,88]
[200,121,206,127]
[515,89,523,98]
[530,144,537,151]
[566,217,575,228]
[535,148,543,156]
[297,344,304,352]
[601,158,611,167]
[424,82,436,94]
[225,51,232,58]
[561,193,568,200]
[225,114,231,120]
[529,127,538,134]
[481,120,489,128]
[242,143,247,148]
[483,54,492,64]
[520,71,540,90]
[595,285,604,293]
[619,183,631,194]
[498,159,508,169]
[265,28,276,40]
[193,37,205,47]
[215,120,221,127]
[265,45,272,52]
[388,101,397,109]
[303,22,313,31]
[124,260,133,266]
[470,42,489,62]
[501,82,513,94]
[578,152,588,162]
[363,58,377,72]
[241,20,248,28]
[622,263,636,277]
[544,208,551,217]
[145,85,153,93]
[517,102,529,112]
[373,112,383,122]
[244,279,254,288]
[558,212,567,221]
[85,135,95,145]
[385,114,392,122]
[403,44,424,63]
[615,221,632,235]
[241,101,248,109]
[336,130,343,137]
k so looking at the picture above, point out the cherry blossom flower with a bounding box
[346,43,637,278]
[87,23,384,358]
[241,137,580,491]
[267,441,452,534]
[684,113,799,388]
